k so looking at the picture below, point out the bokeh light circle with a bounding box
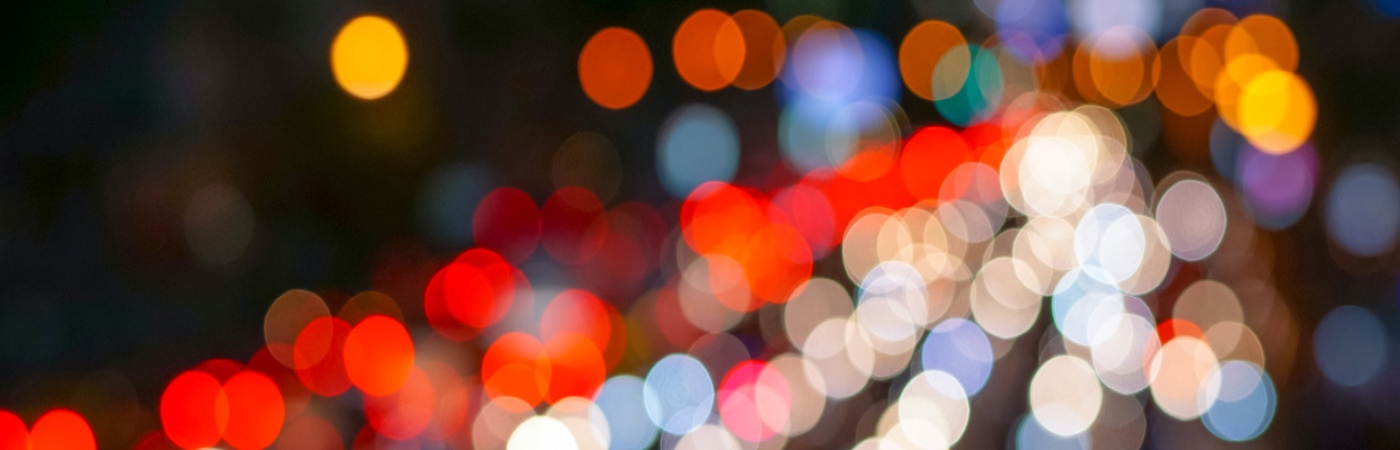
[593,376,659,450]
[1155,177,1227,261]
[331,15,408,100]
[919,318,994,395]
[580,27,652,109]
[643,354,715,435]
[1314,305,1388,387]
[1201,361,1276,442]
[1326,163,1400,256]
[1030,355,1102,437]
[658,104,740,198]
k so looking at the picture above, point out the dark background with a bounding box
[3,0,1400,448]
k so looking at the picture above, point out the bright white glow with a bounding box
[508,416,579,450]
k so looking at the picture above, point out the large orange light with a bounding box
[343,315,416,397]
[579,27,652,109]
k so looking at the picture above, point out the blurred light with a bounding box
[901,126,971,200]
[825,100,901,171]
[1238,70,1315,154]
[508,416,578,450]
[1149,336,1220,420]
[482,332,549,409]
[971,257,1043,338]
[1314,305,1388,387]
[331,15,408,100]
[184,183,254,266]
[1326,163,1400,256]
[1069,0,1163,40]
[593,376,659,450]
[274,415,344,450]
[294,317,353,396]
[1030,355,1102,436]
[160,369,284,450]
[339,290,405,326]
[783,278,853,354]
[1012,216,1077,294]
[474,397,535,449]
[802,317,872,398]
[768,353,827,435]
[783,25,898,104]
[900,370,971,445]
[1238,141,1317,229]
[541,187,608,265]
[1204,322,1267,367]
[677,256,748,332]
[1174,280,1244,340]
[1015,413,1089,450]
[553,132,623,204]
[0,410,24,449]
[731,10,785,90]
[472,187,541,263]
[933,44,1003,126]
[674,10,746,91]
[920,318,994,395]
[858,261,930,331]
[1155,177,1227,261]
[222,371,285,449]
[1224,15,1298,72]
[996,0,1070,62]
[547,397,610,450]
[658,104,740,198]
[643,354,715,435]
[770,183,837,257]
[717,360,791,442]
[1216,54,1281,131]
[1051,269,1124,347]
[898,21,966,101]
[579,27,652,109]
[1202,361,1276,442]
[343,315,415,396]
[1072,26,1157,107]
[425,250,525,341]
[1089,308,1158,394]
[26,410,97,450]
[778,96,838,173]
[1004,113,1101,217]
[675,424,742,450]
[160,370,223,448]
[786,23,862,101]
[1154,37,1215,116]
[1120,215,1172,295]
[1075,203,1145,284]
[543,333,607,404]
[263,290,330,369]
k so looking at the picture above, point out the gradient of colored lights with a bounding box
[14,6,1368,449]
[1315,306,1388,387]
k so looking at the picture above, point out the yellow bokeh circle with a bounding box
[1239,70,1315,154]
[331,15,409,100]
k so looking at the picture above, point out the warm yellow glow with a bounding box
[332,15,409,100]
[1239,70,1315,154]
